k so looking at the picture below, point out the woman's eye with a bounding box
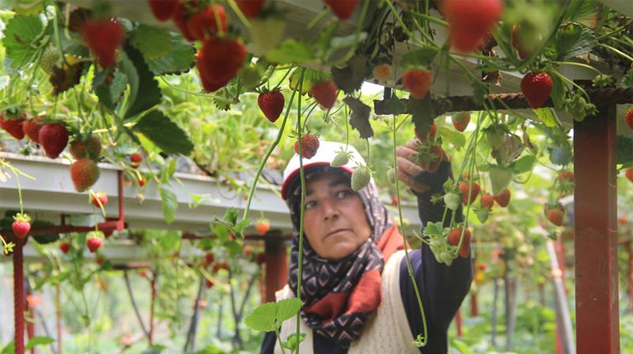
[336,190,352,198]
[304,200,316,209]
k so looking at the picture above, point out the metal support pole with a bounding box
[573,103,620,354]
[264,234,288,303]
[455,309,463,337]
[13,239,25,354]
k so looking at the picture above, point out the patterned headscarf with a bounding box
[285,165,404,348]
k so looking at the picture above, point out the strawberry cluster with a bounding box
[147,0,247,93]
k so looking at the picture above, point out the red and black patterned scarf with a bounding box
[286,166,404,348]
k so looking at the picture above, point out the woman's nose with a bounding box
[320,198,339,219]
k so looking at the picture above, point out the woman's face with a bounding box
[302,172,372,261]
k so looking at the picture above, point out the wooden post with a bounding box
[573,102,620,354]
[264,233,288,303]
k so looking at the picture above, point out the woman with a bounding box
[260,140,472,354]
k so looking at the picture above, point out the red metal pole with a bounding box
[25,284,34,354]
[264,236,288,302]
[13,239,25,354]
[455,309,463,337]
[627,242,633,314]
[470,291,478,317]
[574,103,620,354]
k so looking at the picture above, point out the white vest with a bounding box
[274,250,421,354]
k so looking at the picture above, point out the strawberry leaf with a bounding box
[146,32,195,76]
[120,44,162,120]
[133,111,194,155]
[400,47,438,69]
[510,155,537,174]
[344,97,373,139]
[2,15,44,70]
[331,54,367,94]
[159,186,178,224]
[265,39,315,64]
[130,25,172,60]
[244,298,303,332]
[438,126,466,150]
[408,95,436,136]
[616,135,633,165]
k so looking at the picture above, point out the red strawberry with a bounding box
[373,64,392,84]
[258,90,285,123]
[421,146,444,173]
[1,117,25,140]
[139,269,148,278]
[70,158,100,192]
[187,4,228,41]
[311,81,338,109]
[138,175,147,187]
[196,36,247,93]
[23,117,44,143]
[148,0,179,21]
[236,0,266,18]
[547,208,565,226]
[96,256,105,265]
[70,134,102,160]
[521,72,552,109]
[443,0,503,52]
[625,108,633,130]
[80,19,124,67]
[256,252,266,265]
[204,252,214,265]
[493,188,510,207]
[87,236,102,253]
[391,195,398,206]
[447,227,471,258]
[451,112,470,132]
[173,1,197,41]
[12,213,31,239]
[39,123,69,159]
[459,181,480,205]
[324,0,360,20]
[205,278,214,289]
[219,260,229,270]
[256,219,270,236]
[558,171,574,182]
[625,167,633,183]
[480,193,494,209]
[294,134,320,159]
[402,69,432,99]
[59,242,71,254]
[243,245,253,257]
[91,192,108,208]
[130,153,143,168]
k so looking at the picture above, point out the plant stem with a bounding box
[391,116,429,347]
[294,67,306,354]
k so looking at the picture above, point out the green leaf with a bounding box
[546,69,567,111]
[616,135,633,165]
[451,338,476,354]
[400,47,438,68]
[288,68,328,94]
[282,332,307,351]
[25,337,54,350]
[438,126,466,150]
[329,32,368,51]
[489,166,513,195]
[554,24,596,61]
[244,298,303,332]
[331,54,367,94]
[408,95,436,136]
[94,70,127,111]
[550,146,572,165]
[133,111,194,155]
[130,25,172,60]
[534,108,560,127]
[510,155,536,174]
[159,186,178,224]
[344,97,373,139]
[265,40,315,64]
[160,158,177,184]
[422,221,444,237]
[146,33,195,75]
[3,15,44,69]
[119,44,162,120]
[225,239,243,256]
[189,194,218,209]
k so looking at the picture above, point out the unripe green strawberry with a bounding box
[387,167,396,184]
[330,150,351,167]
[444,192,461,210]
[39,45,59,73]
[70,158,100,192]
[239,65,263,90]
[351,165,371,191]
